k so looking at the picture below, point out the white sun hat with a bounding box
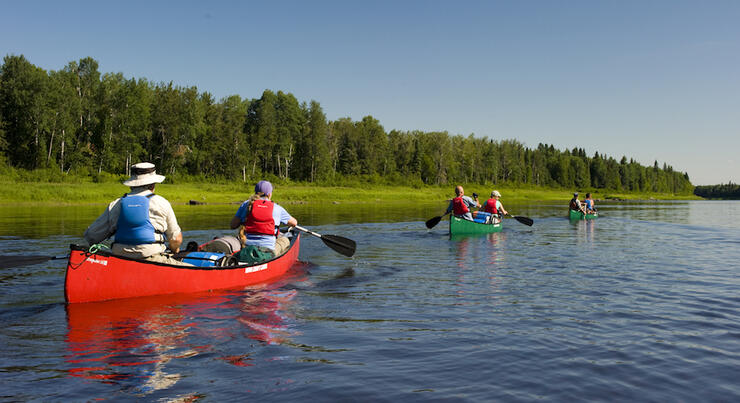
[122,162,166,187]
[491,190,502,197]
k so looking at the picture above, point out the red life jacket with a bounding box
[244,199,278,236]
[452,197,469,215]
[483,199,498,214]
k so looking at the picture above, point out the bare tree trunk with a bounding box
[60,130,66,172]
[47,129,55,163]
[277,153,282,178]
[284,144,293,180]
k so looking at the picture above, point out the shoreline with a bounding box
[0,181,701,206]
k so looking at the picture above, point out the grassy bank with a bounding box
[0,181,700,206]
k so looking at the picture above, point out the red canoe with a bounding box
[64,234,300,303]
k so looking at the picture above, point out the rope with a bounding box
[69,243,111,270]
[87,243,110,254]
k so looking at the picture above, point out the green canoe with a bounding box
[569,209,599,220]
[449,215,503,235]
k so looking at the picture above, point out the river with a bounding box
[1,200,739,401]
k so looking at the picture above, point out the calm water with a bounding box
[1,200,739,401]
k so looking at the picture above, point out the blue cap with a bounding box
[255,180,273,195]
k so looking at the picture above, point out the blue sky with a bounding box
[2,0,738,185]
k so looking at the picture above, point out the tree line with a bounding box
[0,55,693,194]
[693,183,740,199]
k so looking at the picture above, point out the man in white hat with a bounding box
[83,162,191,265]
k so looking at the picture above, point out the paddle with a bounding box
[0,255,69,269]
[508,213,534,226]
[292,225,356,257]
[425,212,449,229]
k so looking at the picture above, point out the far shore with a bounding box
[0,181,701,207]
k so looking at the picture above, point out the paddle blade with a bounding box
[425,215,443,229]
[513,215,534,226]
[321,234,356,257]
[0,255,56,269]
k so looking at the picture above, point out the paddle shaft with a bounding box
[0,254,69,269]
[293,225,322,238]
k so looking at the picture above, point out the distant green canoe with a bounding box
[569,209,599,220]
[449,215,503,235]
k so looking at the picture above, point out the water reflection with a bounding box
[570,218,596,244]
[450,232,507,266]
[64,266,308,393]
[65,293,199,389]
[449,232,507,299]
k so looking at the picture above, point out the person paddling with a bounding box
[569,192,587,214]
[444,185,480,221]
[83,162,192,265]
[230,180,297,264]
[584,193,597,214]
[482,190,509,223]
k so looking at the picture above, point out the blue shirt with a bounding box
[234,199,293,250]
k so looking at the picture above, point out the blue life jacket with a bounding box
[115,193,161,245]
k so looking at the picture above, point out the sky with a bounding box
[1,0,738,185]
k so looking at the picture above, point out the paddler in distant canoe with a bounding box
[584,192,597,214]
[481,190,509,223]
[83,162,192,265]
[445,185,481,221]
[569,192,587,215]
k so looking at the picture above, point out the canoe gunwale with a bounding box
[569,209,599,220]
[67,233,299,271]
[449,215,503,235]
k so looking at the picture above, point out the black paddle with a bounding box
[293,225,356,257]
[425,212,449,229]
[0,255,69,269]
[508,214,534,226]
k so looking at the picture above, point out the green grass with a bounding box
[0,181,700,206]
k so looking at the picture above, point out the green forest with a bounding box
[0,55,693,194]
[693,183,740,199]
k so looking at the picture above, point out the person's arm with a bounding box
[497,200,508,216]
[168,232,183,253]
[230,202,248,229]
[445,200,453,215]
[463,196,480,209]
[157,197,184,253]
[83,200,118,245]
[278,205,297,228]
